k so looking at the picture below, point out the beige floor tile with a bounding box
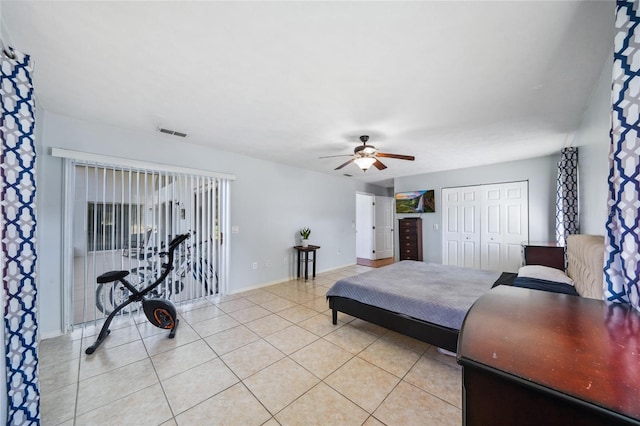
[204,325,260,355]
[39,336,82,367]
[245,314,292,337]
[81,324,141,354]
[221,339,284,379]
[151,339,217,380]
[277,305,319,324]
[281,291,317,304]
[39,357,80,394]
[325,357,400,413]
[373,380,461,426]
[228,305,272,323]
[323,324,378,354]
[142,322,200,357]
[175,383,271,426]
[243,357,319,414]
[160,418,178,426]
[302,296,330,313]
[76,358,158,415]
[298,313,344,337]
[41,381,76,425]
[179,304,224,324]
[75,383,173,425]
[243,289,281,304]
[290,339,353,379]
[261,418,280,426]
[80,339,148,380]
[260,296,298,313]
[265,325,319,355]
[359,338,421,378]
[362,415,386,425]
[162,358,239,415]
[275,382,369,426]
[404,355,463,408]
[215,297,255,313]
[190,314,240,337]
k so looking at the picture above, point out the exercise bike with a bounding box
[85,233,190,355]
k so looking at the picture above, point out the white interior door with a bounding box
[374,196,394,259]
[356,193,374,259]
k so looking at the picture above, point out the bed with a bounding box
[326,234,605,353]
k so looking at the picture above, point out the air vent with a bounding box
[157,127,188,138]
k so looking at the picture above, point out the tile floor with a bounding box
[40,265,462,425]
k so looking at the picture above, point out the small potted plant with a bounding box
[300,227,311,247]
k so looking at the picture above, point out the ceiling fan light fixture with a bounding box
[354,157,376,171]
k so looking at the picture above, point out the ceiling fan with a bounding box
[320,135,415,172]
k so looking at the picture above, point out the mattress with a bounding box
[326,260,500,330]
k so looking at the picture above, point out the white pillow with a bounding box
[517,265,574,286]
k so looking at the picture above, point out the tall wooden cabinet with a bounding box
[398,218,423,261]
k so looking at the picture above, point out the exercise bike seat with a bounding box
[97,270,130,284]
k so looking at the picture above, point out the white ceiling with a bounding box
[1,1,614,187]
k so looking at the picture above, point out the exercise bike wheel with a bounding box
[95,277,144,315]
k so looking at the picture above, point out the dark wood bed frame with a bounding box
[329,296,459,353]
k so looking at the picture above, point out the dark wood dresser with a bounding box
[398,218,423,261]
[457,286,640,426]
[522,242,565,270]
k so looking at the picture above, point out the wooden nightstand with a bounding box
[522,242,565,270]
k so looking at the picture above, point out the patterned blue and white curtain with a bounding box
[555,147,579,247]
[1,44,40,423]
[604,0,640,311]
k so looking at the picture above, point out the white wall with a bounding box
[574,59,612,235]
[36,111,387,335]
[394,154,559,264]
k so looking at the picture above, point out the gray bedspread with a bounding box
[326,260,500,330]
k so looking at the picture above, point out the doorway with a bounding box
[356,193,394,262]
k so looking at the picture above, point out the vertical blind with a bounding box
[53,149,233,327]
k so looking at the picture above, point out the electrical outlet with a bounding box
[264,260,271,267]
[232,226,240,233]
[252,262,257,270]
[337,249,341,255]
[433,224,439,231]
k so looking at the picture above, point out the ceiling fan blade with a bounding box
[319,154,353,159]
[377,153,415,161]
[335,159,355,170]
[373,159,387,170]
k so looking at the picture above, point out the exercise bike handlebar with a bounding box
[169,233,190,250]
[142,233,190,296]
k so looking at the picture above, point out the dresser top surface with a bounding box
[458,286,640,420]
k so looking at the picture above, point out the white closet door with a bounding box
[443,181,528,272]
[480,181,529,272]
[442,187,481,268]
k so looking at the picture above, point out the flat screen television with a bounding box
[395,189,435,213]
